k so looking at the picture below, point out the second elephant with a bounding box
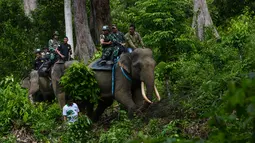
[92,48,160,121]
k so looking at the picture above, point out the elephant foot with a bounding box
[138,102,151,112]
[127,112,134,119]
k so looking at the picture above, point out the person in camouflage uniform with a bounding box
[111,24,125,44]
[125,24,145,50]
[48,31,60,63]
[111,24,126,60]
[100,25,116,64]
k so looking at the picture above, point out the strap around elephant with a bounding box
[112,63,116,96]
[120,67,132,81]
[112,57,120,96]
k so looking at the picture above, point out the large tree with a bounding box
[89,0,111,45]
[23,0,37,17]
[192,0,220,41]
[73,0,96,64]
[64,0,74,58]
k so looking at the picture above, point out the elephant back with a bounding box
[64,60,78,69]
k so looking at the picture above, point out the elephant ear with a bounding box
[118,53,131,73]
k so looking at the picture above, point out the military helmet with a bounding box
[53,31,59,36]
[102,25,110,31]
[34,48,41,53]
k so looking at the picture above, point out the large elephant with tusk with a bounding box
[92,48,160,121]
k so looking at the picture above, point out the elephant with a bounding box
[51,60,74,108]
[91,48,160,121]
[21,70,54,103]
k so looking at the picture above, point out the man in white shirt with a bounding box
[63,99,80,123]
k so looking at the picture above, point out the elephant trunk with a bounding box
[141,71,155,104]
[141,69,160,103]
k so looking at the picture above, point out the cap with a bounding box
[102,25,110,31]
[112,24,117,29]
[53,31,59,36]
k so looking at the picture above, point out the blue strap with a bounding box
[121,67,132,81]
[112,56,132,96]
[112,64,116,96]
[112,56,120,96]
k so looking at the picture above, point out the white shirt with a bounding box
[63,103,79,123]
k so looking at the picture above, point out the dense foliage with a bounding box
[60,62,100,103]
[0,0,64,79]
[2,0,255,142]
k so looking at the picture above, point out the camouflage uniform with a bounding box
[125,32,144,49]
[48,32,60,63]
[112,31,125,44]
[100,33,116,61]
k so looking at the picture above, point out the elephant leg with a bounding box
[76,101,94,119]
[93,97,113,122]
[57,92,66,108]
[54,79,65,108]
[86,102,94,119]
[51,63,65,108]
[132,87,144,108]
[132,87,151,113]
[115,91,137,119]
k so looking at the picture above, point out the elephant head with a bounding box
[93,48,160,121]
[118,48,160,104]
[21,70,54,103]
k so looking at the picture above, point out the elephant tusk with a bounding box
[154,85,161,101]
[141,82,153,104]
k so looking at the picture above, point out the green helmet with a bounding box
[102,25,110,31]
[53,31,59,36]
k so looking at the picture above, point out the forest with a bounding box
[1,0,255,142]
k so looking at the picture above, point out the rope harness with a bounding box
[111,57,132,96]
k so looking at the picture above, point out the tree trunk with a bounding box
[23,0,37,17]
[192,0,220,41]
[73,0,96,64]
[64,0,74,58]
[89,0,111,45]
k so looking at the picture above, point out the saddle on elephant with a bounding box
[90,42,129,71]
[37,60,52,77]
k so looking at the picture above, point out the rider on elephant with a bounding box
[111,24,125,45]
[48,31,60,63]
[100,25,116,65]
[55,36,72,62]
[111,24,127,57]
[125,24,145,50]
[41,46,50,60]
[34,48,46,70]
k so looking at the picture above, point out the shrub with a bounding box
[60,62,100,103]
[62,115,93,143]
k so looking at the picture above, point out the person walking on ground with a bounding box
[63,99,80,123]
